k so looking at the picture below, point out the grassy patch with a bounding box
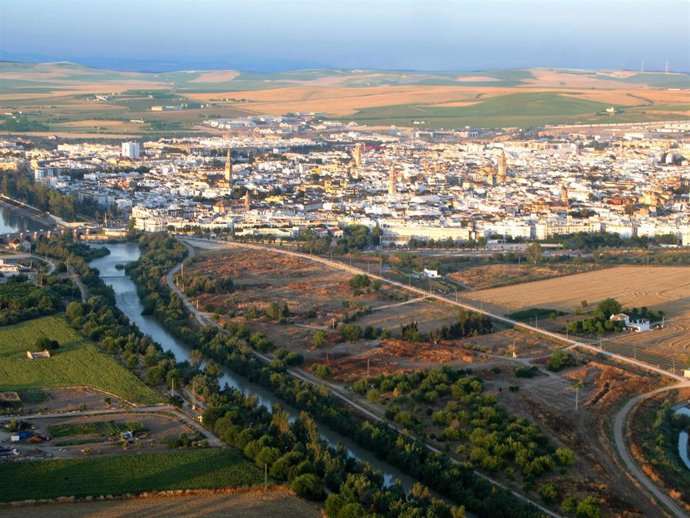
[0,316,159,404]
[0,449,264,502]
[341,92,649,128]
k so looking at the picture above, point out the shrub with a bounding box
[290,473,324,500]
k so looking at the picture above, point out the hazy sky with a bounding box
[1,0,688,72]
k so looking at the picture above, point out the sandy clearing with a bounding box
[188,71,240,83]
[456,75,500,82]
[525,69,645,89]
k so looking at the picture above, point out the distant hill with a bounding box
[0,61,687,133]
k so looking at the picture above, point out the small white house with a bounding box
[610,313,651,332]
[684,369,690,379]
[422,268,440,278]
[628,318,651,332]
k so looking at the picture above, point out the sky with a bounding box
[1,0,688,72]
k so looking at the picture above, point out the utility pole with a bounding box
[366,358,370,377]
[264,463,268,489]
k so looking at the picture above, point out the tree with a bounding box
[290,473,324,500]
[35,336,59,350]
[311,330,328,348]
[526,242,543,264]
[595,297,622,319]
[312,363,331,379]
[576,496,601,518]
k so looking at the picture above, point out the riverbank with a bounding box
[0,195,60,230]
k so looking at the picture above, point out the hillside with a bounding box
[0,61,688,132]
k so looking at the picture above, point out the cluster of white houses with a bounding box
[2,119,689,246]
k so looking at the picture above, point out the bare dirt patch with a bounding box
[449,263,602,290]
[0,490,319,518]
[188,71,240,83]
[492,358,666,517]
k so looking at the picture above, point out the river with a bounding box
[89,242,413,488]
[0,204,43,234]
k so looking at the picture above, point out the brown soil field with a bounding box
[0,490,319,518]
[354,298,458,333]
[24,412,194,458]
[309,328,552,382]
[464,266,690,315]
[185,84,690,118]
[17,387,130,414]
[448,263,603,290]
[186,248,414,338]
[485,358,666,517]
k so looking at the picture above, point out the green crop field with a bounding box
[0,449,264,502]
[341,92,631,128]
[0,316,159,404]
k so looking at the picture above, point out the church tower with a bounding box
[497,150,507,184]
[388,165,397,197]
[224,149,232,190]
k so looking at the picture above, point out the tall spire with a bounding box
[388,165,397,197]
[353,143,362,167]
[497,149,507,184]
[224,149,232,189]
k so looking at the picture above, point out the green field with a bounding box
[0,316,159,404]
[341,92,637,128]
[0,449,264,502]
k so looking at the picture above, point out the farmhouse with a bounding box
[422,268,441,278]
[26,350,51,359]
[609,313,651,332]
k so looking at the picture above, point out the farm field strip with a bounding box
[0,316,160,404]
[0,449,263,503]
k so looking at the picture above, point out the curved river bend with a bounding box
[90,242,412,488]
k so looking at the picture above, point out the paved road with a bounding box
[173,237,562,517]
[613,384,689,518]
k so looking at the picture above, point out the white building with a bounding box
[121,142,141,159]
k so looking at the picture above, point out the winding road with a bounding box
[613,384,689,518]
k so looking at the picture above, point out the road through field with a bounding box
[171,238,562,518]
[179,237,690,517]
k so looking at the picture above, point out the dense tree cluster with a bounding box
[400,309,493,343]
[182,274,233,297]
[298,224,383,254]
[0,281,62,326]
[565,298,624,337]
[352,367,574,489]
